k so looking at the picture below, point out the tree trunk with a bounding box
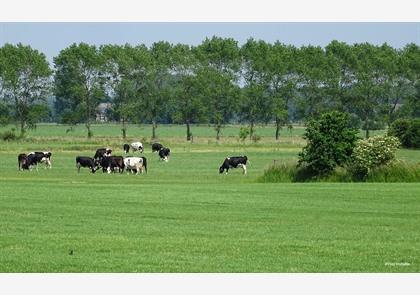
[152,120,157,139]
[86,122,92,138]
[249,121,254,140]
[186,120,192,141]
[20,120,25,138]
[275,118,280,141]
[121,118,127,139]
[215,122,221,141]
[365,115,370,139]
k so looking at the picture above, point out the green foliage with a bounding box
[0,43,51,136]
[239,126,250,141]
[349,135,400,179]
[0,129,18,141]
[259,160,420,183]
[0,103,11,125]
[388,119,420,148]
[298,111,358,176]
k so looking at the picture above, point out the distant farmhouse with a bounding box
[96,103,112,122]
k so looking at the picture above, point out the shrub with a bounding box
[258,160,420,183]
[0,129,18,141]
[239,127,250,142]
[298,111,358,176]
[349,135,400,180]
[388,119,420,148]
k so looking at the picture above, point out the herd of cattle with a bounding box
[17,141,249,175]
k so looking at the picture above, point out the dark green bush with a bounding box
[0,129,18,141]
[258,160,420,183]
[388,119,420,148]
[298,111,359,176]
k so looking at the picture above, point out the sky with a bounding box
[0,22,419,64]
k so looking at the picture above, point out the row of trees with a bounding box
[1,38,419,139]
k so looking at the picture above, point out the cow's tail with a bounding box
[142,157,147,174]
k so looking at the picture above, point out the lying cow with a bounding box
[152,142,163,152]
[158,147,170,162]
[124,156,148,175]
[219,156,248,175]
[123,143,130,154]
[130,142,144,153]
[94,148,112,161]
[18,153,27,171]
[23,151,52,170]
[76,156,100,173]
[101,156,124,174]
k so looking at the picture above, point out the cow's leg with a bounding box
[242,165,247,175]
[77,163,81,173]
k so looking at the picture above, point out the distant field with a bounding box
[0,124,419,272]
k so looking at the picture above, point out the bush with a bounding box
[349,135,400,180]
[258,160,420,183]
[239,127,250,142]
[388,119,420,148]
[298,111,358,176]
[0,129,18,141]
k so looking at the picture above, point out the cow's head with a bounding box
[219,166,225,174]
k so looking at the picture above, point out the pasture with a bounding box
[0,124,419,272]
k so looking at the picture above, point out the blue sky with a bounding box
[0,23,419,63]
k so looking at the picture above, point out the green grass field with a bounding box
[0,124,419,272]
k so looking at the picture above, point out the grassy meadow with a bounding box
[0,123,419,272]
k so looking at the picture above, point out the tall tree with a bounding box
[0,43,51,137]
[171,44,207,141]
[267,42,298,141]
[295,45,335,119]
[54,43,105,138]
[194,37,240,141]
[240,38,272,139]
[145,41,172,139]
[349,43,389,138]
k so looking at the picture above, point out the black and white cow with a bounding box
[219,156,248,175]
[130,142,144,153]
[94,148,112,160]
[76,156,100,173]
[124,156,148,175]
[158,147,170,162]
[123,143,130,154]
[100,156,125,174]
[23,151,52,170]
[18,153,27,171]
[152,142,163,153]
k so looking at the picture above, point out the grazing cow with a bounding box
[123,143,130,154]
[94,148,112,160]
[130,142,144,153]
[158,147,170,162]
[152,142,163,152]
[23,151,52,170]
[124,157,148,175]
[219,156,248,175]
[100,156,124,174]
[18,153,27,171]
[76,156,100,173]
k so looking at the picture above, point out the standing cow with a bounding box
[219,156,248,175]
[123,144,130,154]
[101,156,125,174]
[18,153,27,171]
[124,157,148,175]
[158,147,171,162]
[152,143,163,152]
[23,151,52,170]
[94,148,112,161]
[76,156,100,173]
[130,142,144,153]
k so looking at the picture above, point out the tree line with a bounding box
[0,38,419,140]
